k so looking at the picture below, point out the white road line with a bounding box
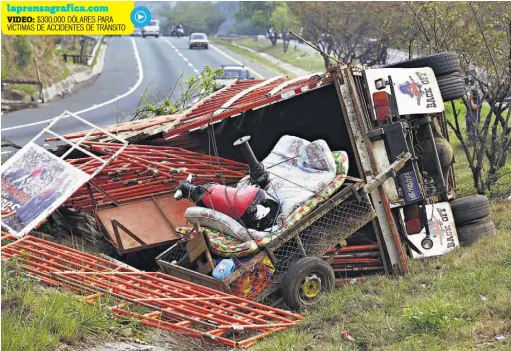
[2,38,144,132]
[163,37,200,76]
[209,43,264,79]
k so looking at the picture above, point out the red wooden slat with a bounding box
[1,235,303,348]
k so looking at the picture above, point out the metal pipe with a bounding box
[233,136,269,188]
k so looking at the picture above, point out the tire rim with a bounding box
[299,273,322,303]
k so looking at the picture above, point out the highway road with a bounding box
[1,36,276,147]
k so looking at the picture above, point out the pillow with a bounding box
[204,227,259,258]
[176,226,259,258]
[184,207,253,242]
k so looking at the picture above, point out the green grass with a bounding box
[90,37,106,69]
[1,261,128,351]
[255,200,511,351]
[222,37,326,74]
[10,83,38,96]
[211,38,295,77]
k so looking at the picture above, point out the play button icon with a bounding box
[130,6,151,28]
[136,12,145,22]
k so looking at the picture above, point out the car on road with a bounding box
[213,65,254,90]
[131,28,142,37]
[189,33,209,49]
[142,20,160,38]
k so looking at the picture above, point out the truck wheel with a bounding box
[437,72,466,101]
[280,257,334,310]
[457,219,496,245]
[451,195,490,226]
[384,52,461,77]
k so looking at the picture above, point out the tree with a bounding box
[12,37,32,69]
[235,1,277,35]
[393,2,511,195]
[269,4,299,53]
[158,2,225,35]
[289,2,394,67]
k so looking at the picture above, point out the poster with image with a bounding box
[1,142,89,238]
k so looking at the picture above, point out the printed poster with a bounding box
[365,67,444,115]
[1,142,89,238]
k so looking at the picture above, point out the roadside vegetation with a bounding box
[214,37,324,74]
[1,35,99,103]
[1,36,70,87]
[158,2,225,35]
[211,38,295,77]
[1,260,128,351]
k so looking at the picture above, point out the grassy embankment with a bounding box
[1,36,95,99]
[212,38,298,77]
[222,37,511,351]
[0,260,136,351]
[212,37,325,75]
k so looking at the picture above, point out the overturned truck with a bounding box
[53,52,494,310]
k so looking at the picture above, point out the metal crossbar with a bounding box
[1,234,302,348]
[29,110,128,178]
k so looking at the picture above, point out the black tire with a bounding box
[437,72,466,101]
[384,52,461,77]
[280,257,335,310]
[189,45,193,50]
[156,35,160,38]
[457,218,496,245]
[451,195,490,226]
[205,45,209,50]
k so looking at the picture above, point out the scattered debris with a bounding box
[63,142,246,211]
[1,233,303,348]
[342,331,356,341]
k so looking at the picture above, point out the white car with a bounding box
[189,33,209,49]
[142,20,160,38]
[214,65,254,90]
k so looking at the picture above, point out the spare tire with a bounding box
[451,195,490,225]
[280,256,335,310]
[437,72,466,101]
[384,52,461,77]
[456,219,496,245]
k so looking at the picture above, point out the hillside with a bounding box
[1,36,95,104]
